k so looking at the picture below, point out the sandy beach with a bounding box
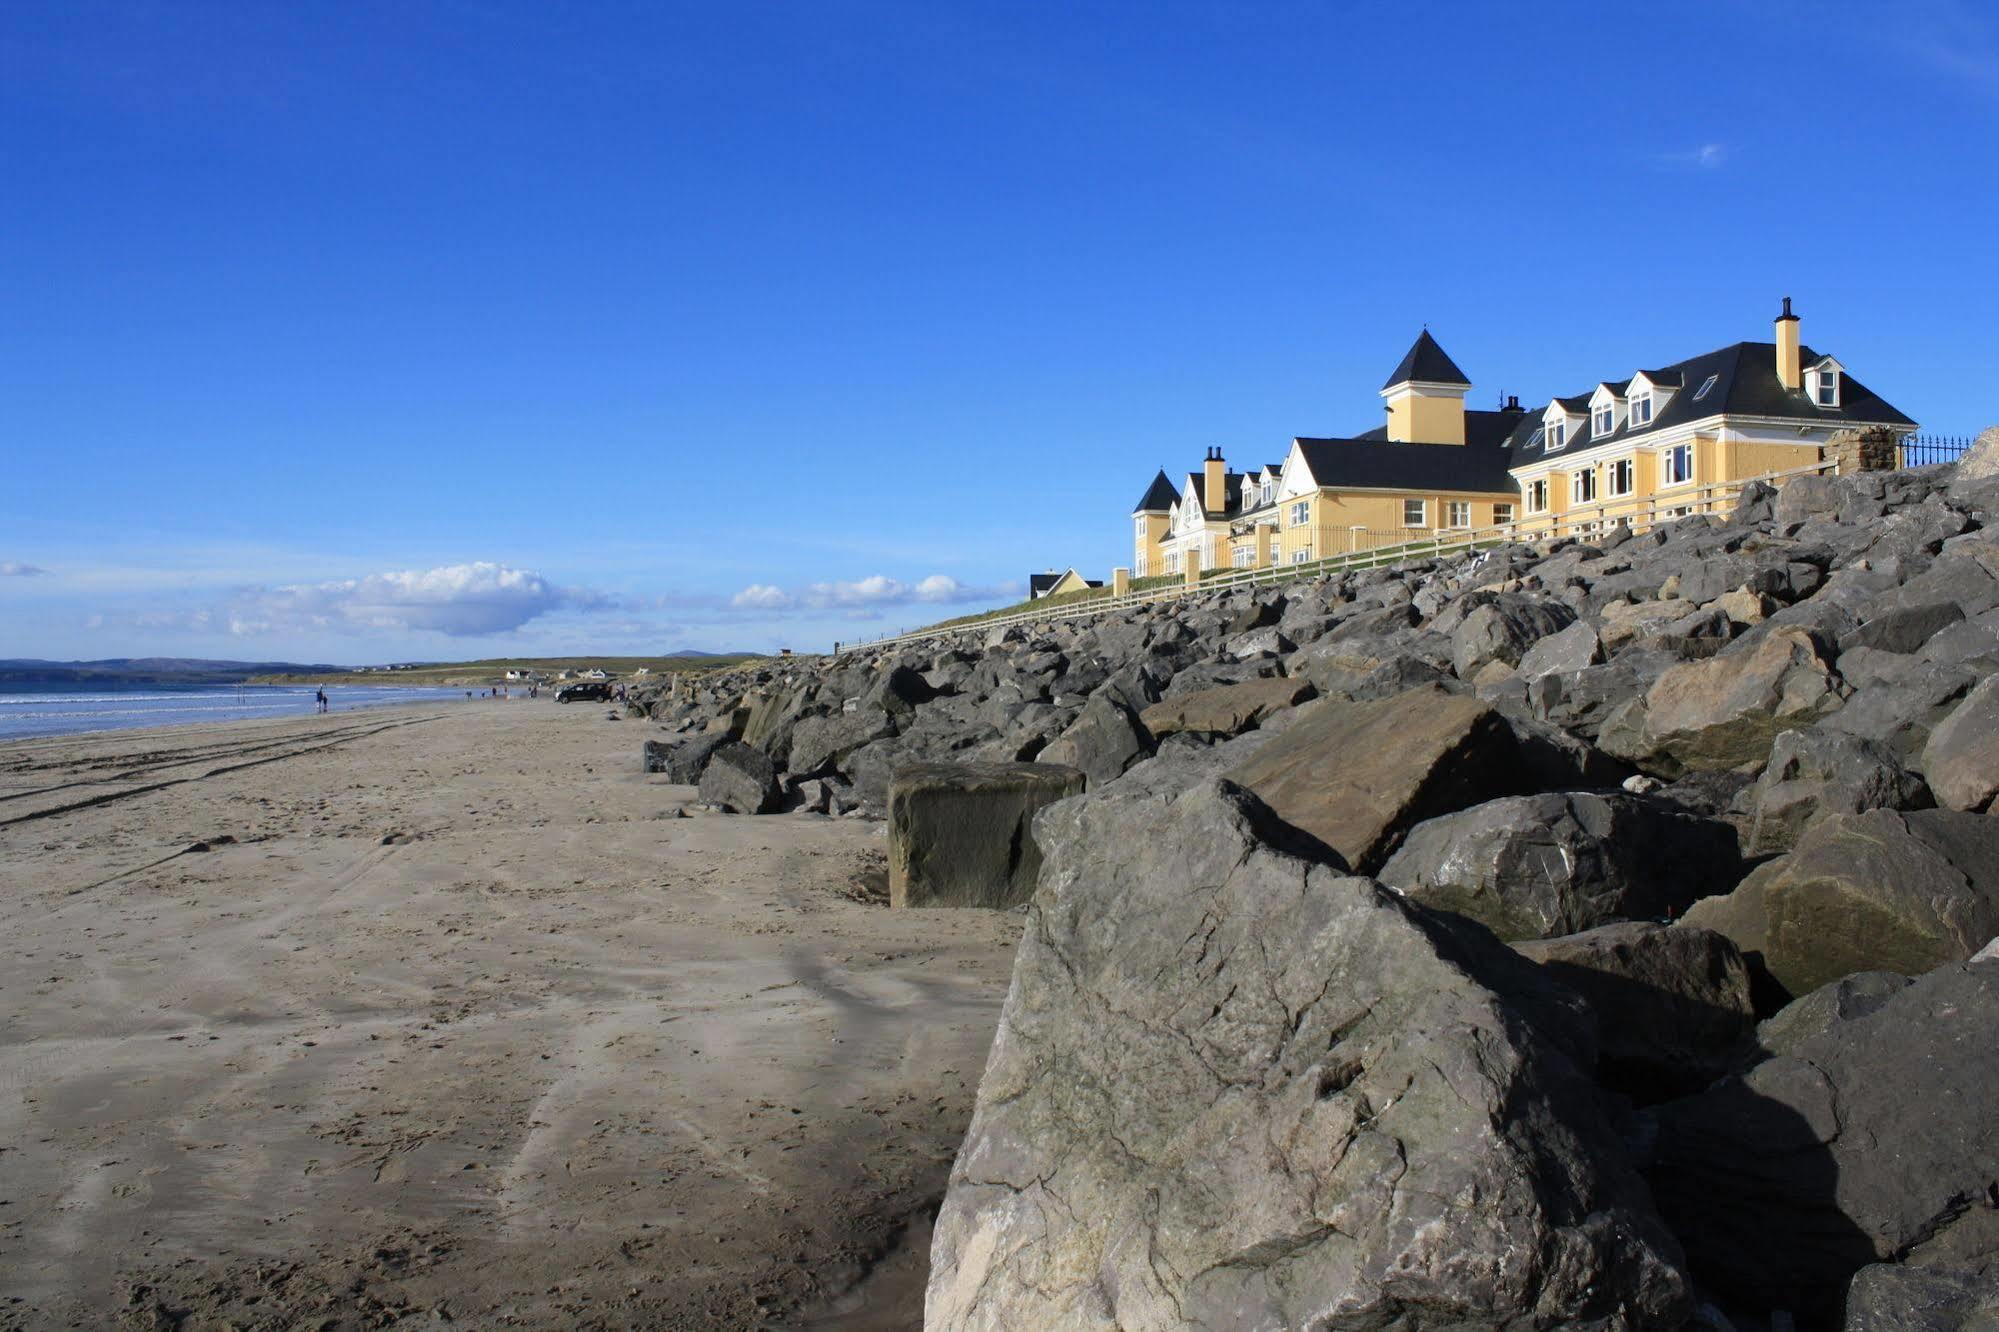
[0,700,1020,1329]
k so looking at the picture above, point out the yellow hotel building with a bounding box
[1131,301,1915,575]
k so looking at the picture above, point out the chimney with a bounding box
[1203,448,1227,517]
[1775,296,1801,391]
[1505,394,1522,412]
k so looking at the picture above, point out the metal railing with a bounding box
[1900,434,1977,469]
[834,459,1841,657]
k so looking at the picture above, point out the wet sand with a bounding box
[0,701,1019,1329]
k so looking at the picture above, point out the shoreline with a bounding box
[0,703,1014,1328]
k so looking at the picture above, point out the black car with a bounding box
[556,681,612,703]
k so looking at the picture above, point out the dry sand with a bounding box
[0,700,1021,1329]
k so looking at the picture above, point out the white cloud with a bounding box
[732,583,795,610]
[1656,142,1726,170]
[0,561,47,576]
[730,573,1016,614]
[225,562,611,638]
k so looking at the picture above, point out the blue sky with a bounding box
[4,1,1996,663]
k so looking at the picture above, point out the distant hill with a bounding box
[247,653,760,686]
[0,658,344,687]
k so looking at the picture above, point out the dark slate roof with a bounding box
[1508,341,1915,466]
[1381,330,1471,389]
[1132,469,1179,514]
[1292,407,1525,495]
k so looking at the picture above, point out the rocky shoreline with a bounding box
[634,437,1999,1330]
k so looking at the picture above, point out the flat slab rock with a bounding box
[886,761,1085,909]
[926,779,1691,1329]
[1224,683,1525,875]
[1139,676,1316,738]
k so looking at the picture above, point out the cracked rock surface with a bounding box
[926,779,1691,1329]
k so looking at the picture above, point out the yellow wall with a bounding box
[1046,570,1093,597]
[1286,487,1517,556]
[1723,437,1819,480]
[1134,513,1170,573]
[1382,389,1466,445]
[1511,434,1826,537]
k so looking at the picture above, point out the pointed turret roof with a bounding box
[1132,469,1179,514]
[1381,329,1471,390]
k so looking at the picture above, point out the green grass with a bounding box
[250,654,761,686]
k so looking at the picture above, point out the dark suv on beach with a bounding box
[555,681,612,703]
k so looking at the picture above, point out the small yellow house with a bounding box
[1129,302,1917,572]
[1028,568,1103,599]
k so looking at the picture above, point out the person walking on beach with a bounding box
[315,688,328,714]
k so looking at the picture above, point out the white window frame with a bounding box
[1402,498,1427,528]
[1547,419,1567,451]
[1261,482,1274,505]
[1813,368,1841,407]
[1231,546,1253,568]
[1525,480,1548,514]
[1629,393,1653,427]
[1607,457,1634,497]
[1493,501,1515,526]
[1572,469,1597,504]
[1166,551,1181,573]
[1288,500,1310,527]
[1593,406,1614,436]
[1291,548,1310,565]
[1445,500,1470,528]
[1663,443,1694,486]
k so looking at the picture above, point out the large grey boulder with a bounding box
[1755,971,1912,1060]
[1139,676,1316,739]
[1515,617,1604,682]
[1611,626,1847,774]
[1844,1262,1999,1331]
[1648,955,1999,1320]
[652,731,730,783]
[1747,728,1932,855]
[886,761,1084,908]
[1036,691,1153,787]
[788,704,897,776]
[1944,423,1999,499]
[1684,808,1999,1001]
[1843,601,1967,655]
[1516,922,1755,1101]
[696,741,781,814]
[928,780,1692,1329]
[1378,792,1742,942]
[1450,594,1577,679]
[1226,684,1525,874]
[1923,674,1999,813]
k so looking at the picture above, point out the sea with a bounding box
[0,685,473,743]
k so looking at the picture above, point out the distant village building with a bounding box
[1131,301,1915,574]
[1028,568,1104,600]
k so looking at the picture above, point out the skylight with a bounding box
[1692,373,1718,402]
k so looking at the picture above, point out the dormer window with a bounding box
[1807,360,1843,408]
[1629,393,1653,428]
[1593,405,1615,436]
[1261,481,1274,505]
[1547,419,1567,451]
